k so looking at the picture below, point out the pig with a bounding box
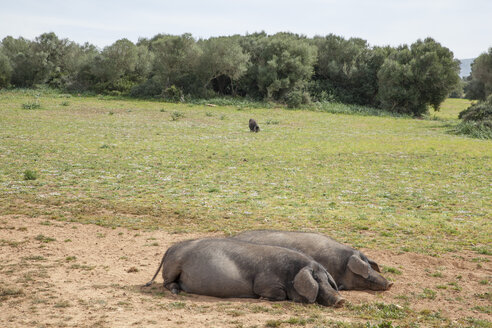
[145,238,345,307]
[233,230,393,291]
[249,119,260,132]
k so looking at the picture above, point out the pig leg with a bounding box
[253,273,287,301]
[162,262,182,294]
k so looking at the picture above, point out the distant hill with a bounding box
[459,58,474,78]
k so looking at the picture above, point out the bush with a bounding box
[285,90,303,108]
[23,170,37,180]
[454,121,492,139]
[456,95,492,139]
[130,78,163,98]
[458,96,492,121]
[163,85,183,102]
[170,111,184,121]
[301,91,311,105]
[22,101,41,109]
[94,78,136,95]
[285,90,310,108]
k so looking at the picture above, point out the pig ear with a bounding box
[293,267,319,303]
[367,258,381,272]
[326,272,338,291]
[347,255,370,278]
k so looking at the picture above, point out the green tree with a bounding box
[0,50,12,88]
[466,48,492,100]
[311,35,388,105]
[134,45,154,81]
[150,34,202,95]
[70,42,99,91]
[449,78,465,98]
[409,38,460,110]
[33,32,92,88]
[464,76,486,100]
[198,36,250,95]
[377,55,420,114]
[90,38,139,93]
[238,33,317,101]
[235,32,268,98]
[377,38,459,116]
[1,36,40,87]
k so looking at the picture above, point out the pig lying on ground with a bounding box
[145,238,345,307]
[233,230,393,291]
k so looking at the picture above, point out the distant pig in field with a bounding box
[249,119,260,132]
[233,230,393,291]
[144,238,345,307]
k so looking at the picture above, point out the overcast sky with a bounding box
[0,0,490,59]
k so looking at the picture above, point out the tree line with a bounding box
[0,32,461,116]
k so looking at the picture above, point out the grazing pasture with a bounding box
[0,91,490,327]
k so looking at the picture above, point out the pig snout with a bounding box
[317,284,346,307]
[369,272,393,291]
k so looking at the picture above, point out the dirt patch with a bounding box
[0,216,490,327]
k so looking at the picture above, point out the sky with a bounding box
[0,0,490,59]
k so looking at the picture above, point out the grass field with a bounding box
[0,90,490,255]
[0,90,491,327]
[432,98,474,120]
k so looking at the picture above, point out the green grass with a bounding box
[382,266,402,275]
[0,90,491,255]
[431,98,474,120]
[347,302,409,320]
[419,288,437,300]
[430,99,492,140]
[34,234,56,243]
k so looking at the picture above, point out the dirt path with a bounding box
[0,216,490,327]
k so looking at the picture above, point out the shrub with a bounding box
[458,96,492,121]
[456,95,492,139]
[301,91,312,105]
[22,101,41,110]
[23,170,37,180]
[170,111,184,121]
[163,85,183,102]
[286,90,303,108]
[285,89,311,108]
[130,78,163,98]
[454,121,492,139]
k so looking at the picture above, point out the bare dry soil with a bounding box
[0,216,490,327]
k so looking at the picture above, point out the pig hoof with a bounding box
[334,298,346,308]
